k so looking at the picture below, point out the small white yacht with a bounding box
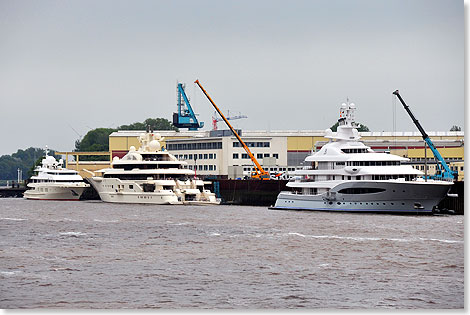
[271,101,453,214]
[24,148,90,200]
[87,130,219,205]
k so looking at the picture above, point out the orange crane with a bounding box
[194,79,271,180]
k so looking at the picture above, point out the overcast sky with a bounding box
[0,0,464,156]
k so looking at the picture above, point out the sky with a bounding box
[0,0,464,156]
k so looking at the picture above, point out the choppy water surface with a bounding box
[0,198,464,309]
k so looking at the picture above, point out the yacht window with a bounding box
[129,185,133,189]
[339,188,386,194]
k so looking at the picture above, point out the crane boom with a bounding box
[194,79,270,180]
[392,90,456,181]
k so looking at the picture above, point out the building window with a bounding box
[189,154,193,160]
[461,166,464,171]
[257,153,263,159]
[199,154,203,160]
[198,165,203,171]
[242,153,249,159]
[214,165,216,170]
[273,153,279,159]
[233,153,239,159]
[183,154,188,159]
[209,153,213,159]
[264,153,270,158]
[204,165,208,171]
[204,154,208,159]
[213,153,216,159]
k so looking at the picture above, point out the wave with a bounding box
[1,217,27,221]
[286,232,462,244]
[59,232,87,237]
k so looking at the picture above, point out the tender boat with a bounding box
[87,130,219,205]
[271,101,453,213]
[24,148,90,201]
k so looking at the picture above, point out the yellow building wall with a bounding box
[407,147,464,159]
[287,136,328,151]
[109,135,191,152]
[65,162,111,178]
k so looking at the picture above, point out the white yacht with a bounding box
[87,130,219,205]
[272,102,453,214]
[24,149,90,200]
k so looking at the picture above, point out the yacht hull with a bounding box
[272,180,452,214]
[88,177,219,205]
[98,191,182,204]
[23,186,87,201]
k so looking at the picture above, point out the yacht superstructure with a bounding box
[87,130,219,205]
[272,102,453,213]
[24,149,90,200]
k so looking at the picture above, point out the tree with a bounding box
[75,118,178,152]
[0,147,56,180]
[330,122,370,132]
[117,118,178,131]
[75,128,117,152]
[450,125,461,131]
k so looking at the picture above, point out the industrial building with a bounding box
[103,129,464,180]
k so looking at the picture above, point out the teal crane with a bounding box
[393,90,457,181]
[172,83,204,130]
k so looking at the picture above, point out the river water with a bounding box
[0,198,464,309]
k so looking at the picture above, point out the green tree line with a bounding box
[0,147,57,180]
[75,118,177,152]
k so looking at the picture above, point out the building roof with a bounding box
[110,129,464,138]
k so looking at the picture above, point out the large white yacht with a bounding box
[87,130,219,205]
[24,148,90,200]
[272,102,453,214]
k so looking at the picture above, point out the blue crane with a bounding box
[172,83,204,130]
[393,90,457,181]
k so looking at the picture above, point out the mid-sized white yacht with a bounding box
[87,130,219,205]
[24,148,90,201]
[271,102,453,214]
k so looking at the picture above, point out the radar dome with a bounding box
[129,146,136,152]
[324,128,333,138]
[148,140,160,151]
[113,156,119,162]
[349,103,356,109]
